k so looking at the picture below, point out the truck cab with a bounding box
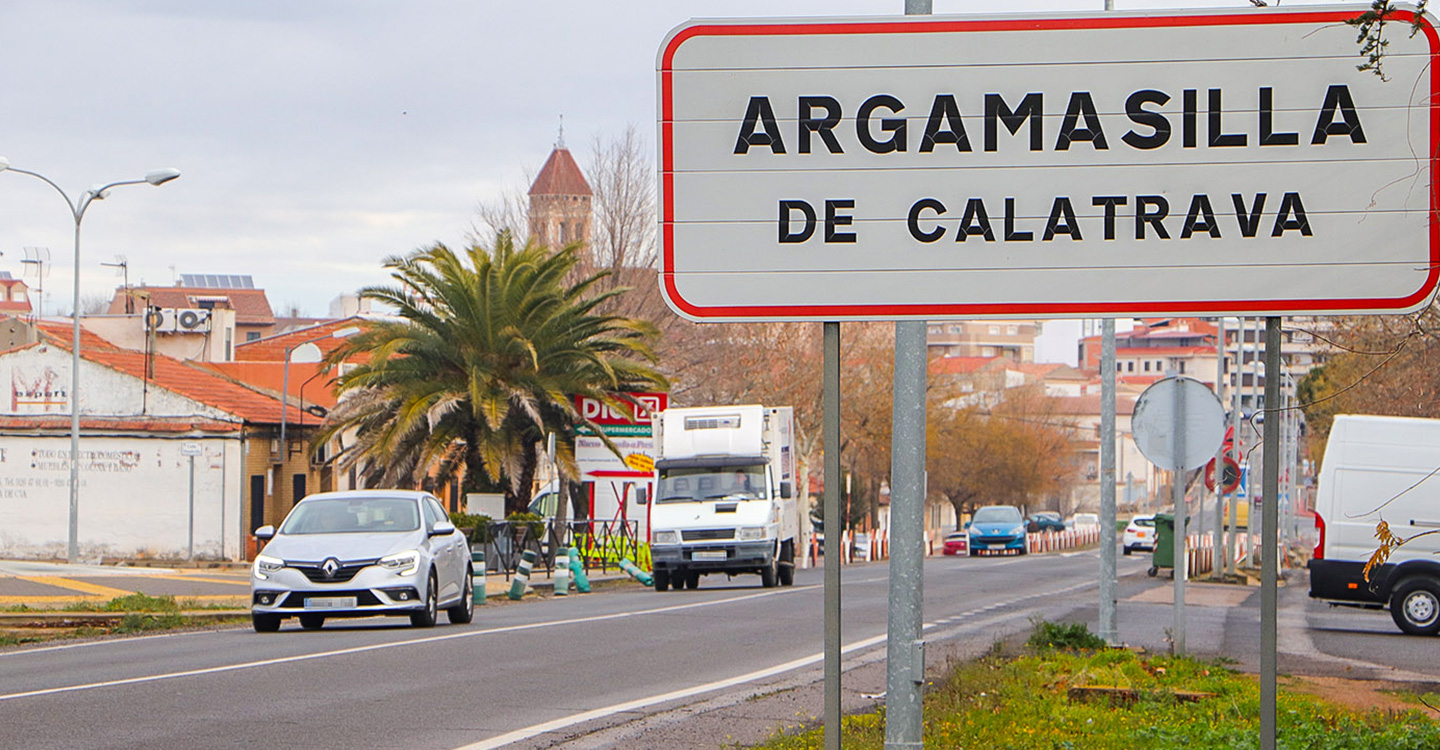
[643,406,798,591]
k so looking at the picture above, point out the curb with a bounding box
[0,610,249,627]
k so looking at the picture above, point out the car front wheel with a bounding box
[448,567,475,624]
[411,570,439,628]
[299,614,325,630]
[252,613,281,633]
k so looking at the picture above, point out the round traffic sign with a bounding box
[1132,376,1226,471]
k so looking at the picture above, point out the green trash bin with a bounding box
[1149,513,1189,578]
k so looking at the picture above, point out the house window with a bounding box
[246,331,261,342]
[1116,362,1123,372]
[1178,361,1186,373]
[988,325,999,335]
[1143,361,1150,372]
[1127,361,1134,372]
[1007,325,1017,335]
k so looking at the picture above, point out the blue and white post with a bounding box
[471,547,487,605]
[569,546,590,593]
[553,548,571,596]
[509,549,536,601]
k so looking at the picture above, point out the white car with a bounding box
[1123,514,1157,555]
[250,490,474,632]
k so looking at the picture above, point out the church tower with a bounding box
[528,124,593,249]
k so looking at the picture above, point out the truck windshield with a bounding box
[656,467,765,502]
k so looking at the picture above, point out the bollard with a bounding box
[471,548,487,606]
[619,557,653,586]
[509,549,536,600]
[569,546,591,593]
[554,549,571,597]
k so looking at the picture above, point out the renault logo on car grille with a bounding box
[321,558,341,579]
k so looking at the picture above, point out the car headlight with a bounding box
[253,554,284,581]
[1011,526,1026,535]
[652,531,679,545]
[378,551,420,575]
[737,527,766,542]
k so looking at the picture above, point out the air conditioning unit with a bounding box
[155,308,212,333]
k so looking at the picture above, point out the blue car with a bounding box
[968,505,1028,556]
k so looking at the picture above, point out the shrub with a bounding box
[1027,618,1107,651]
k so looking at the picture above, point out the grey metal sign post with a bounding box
[1132,377,1225,655]
[182,441,202,560]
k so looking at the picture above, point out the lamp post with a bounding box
[279,326,360,466]
[0,158,180,563]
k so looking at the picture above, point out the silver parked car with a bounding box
[250,490,474,632]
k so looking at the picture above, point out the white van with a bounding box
[1308,415,1440,635]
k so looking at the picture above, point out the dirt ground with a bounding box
[1278,673,1440,716]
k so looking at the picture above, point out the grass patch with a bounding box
[754,621,1440,749]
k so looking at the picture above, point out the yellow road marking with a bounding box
[16,577,132,598]
[0,594,247,607]
[143,574,251,587]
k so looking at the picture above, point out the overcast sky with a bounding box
[0,0,1356,362]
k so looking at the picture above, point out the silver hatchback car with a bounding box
[250,490,474,632]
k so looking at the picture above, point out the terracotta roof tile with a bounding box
[233,317,367,362]
[929,356,1015,375]
[203,361,339,410]
[528,147,592,196]
[34,324,288,424]
[0,415,240,433]
[110,286,275,325]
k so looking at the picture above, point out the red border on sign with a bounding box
[659,10,1440,320]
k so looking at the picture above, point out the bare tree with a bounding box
[469,174,533,248]
[587,124,655,275]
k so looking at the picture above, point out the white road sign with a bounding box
[1132,377,1226,472]
[658,6,1438,321]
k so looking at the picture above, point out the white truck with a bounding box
[639,405,798,591]
[1308,414,1440,635]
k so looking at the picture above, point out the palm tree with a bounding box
[316,232,666,515]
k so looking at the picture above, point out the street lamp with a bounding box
[279,326,360,465]
[0,158,180,563]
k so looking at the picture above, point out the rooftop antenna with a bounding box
[557,114,565,149]
[101,255,131,314]
[20,246,50,319]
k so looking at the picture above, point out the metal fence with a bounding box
[472,519,644,580]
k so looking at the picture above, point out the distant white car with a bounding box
[1072,512,1101,530]
[1123,514,1157,555]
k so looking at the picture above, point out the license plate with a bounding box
[692,550,726,561]
[988,544,1007,550]
[305,596,357,609]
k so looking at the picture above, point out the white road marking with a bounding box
[0,587,803,703]
[455,578,1098,750]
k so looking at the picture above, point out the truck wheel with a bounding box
[778,541,795,586]
[685,571,700,590]
[1390,578,1440,635]
[653,569,671,592]
[761,561,777,588]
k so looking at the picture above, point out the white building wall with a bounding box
[0,434,244,561]
[4,346,234,420]
[0,345,249,560]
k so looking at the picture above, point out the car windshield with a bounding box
[280,497,420,534]
[972,506,1021,524]
[656,466,765,502]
